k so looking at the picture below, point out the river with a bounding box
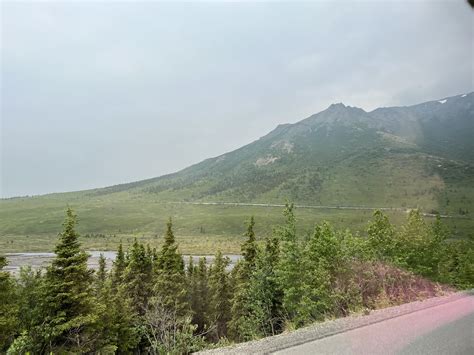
[4,252,241,275]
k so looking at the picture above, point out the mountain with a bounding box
[1,92,473,242]
[90,92,474,207]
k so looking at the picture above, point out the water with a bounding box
[4,252,241,275]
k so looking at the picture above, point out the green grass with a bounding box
[1,198,471,253]
[2,105,474,252]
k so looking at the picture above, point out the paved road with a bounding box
[274,295,474,355]
[169,201,467,219]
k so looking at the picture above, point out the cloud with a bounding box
[1,0,472,197]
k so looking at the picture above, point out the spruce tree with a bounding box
[15,267,43,347]
[261,235,284,334]
[96,247,139,353]
[154,218,188,316]
[123,239,153,315]
[187,255,195,277]
[229,217,259,340]
[398,209,431,274]
[241,216,258,275]
[41,208,97,352]
[452,238,474,288]
[111,243,126,289]
[209,251,231,340]
[106,285,140,352]
[188,257,211,334]
[186,256,197,325]
[231,234,283,341]
[93,279,139,353]
[0,255,19,352]
[95,253,107,295]
[367,210,396,261]
[428,215,449,279]
[299,222,337,323]
[6,266,46,354]
[274,203,303,326]
[248,236,284,337]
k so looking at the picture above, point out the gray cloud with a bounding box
[1,0,473,197]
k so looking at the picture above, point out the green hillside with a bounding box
[1,92,473,252]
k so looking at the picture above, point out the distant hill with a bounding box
[1,92,473,241]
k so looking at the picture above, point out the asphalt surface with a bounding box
[170,201,467,219]
[273,295,474,355]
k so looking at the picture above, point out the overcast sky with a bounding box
[1,0,473,197]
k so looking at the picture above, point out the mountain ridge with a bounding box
[88,91,474,208]
[1,92,473,240]
[3,92,472,200]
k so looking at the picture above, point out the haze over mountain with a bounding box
[1,92,473,239]
[84,92,474,210]
[3,1,472,198]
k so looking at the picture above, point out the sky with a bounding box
[1,0,473,197]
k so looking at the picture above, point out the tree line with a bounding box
[1,205,472,353]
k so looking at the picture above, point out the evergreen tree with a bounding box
[274,203,303,326]
[186,256,198,325]
[104,284,140,353]
[95,249,139,353]
[95,253,107,295]
[41,208,97,353]
[92,278,140,353]
[452,238,474,288]
[241,216,258,275]
[154,218,188,316]
[111,243,126,289]
[229,217,259,340]
[428,214,449,279]
[367,210,396,261]
[299,222,338,323]
[123,239,153,316]
[6,203,473,353]
[187,257,211,335]
[186,256,195,282]
[259,235,284,335]
[13,266,44,352]
[332,229,366,316]
[234,235,283,341]
[439,237,474,288]
[208,251,231,340]
[432,214,448,245]
[0,255,19,352]
[398,209,431,275]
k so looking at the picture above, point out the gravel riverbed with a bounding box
[4,252,240,275]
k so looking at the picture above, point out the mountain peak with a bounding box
[326,102,366,113]
[328,102,347,109]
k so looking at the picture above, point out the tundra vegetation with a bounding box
[1,205,472,354]
[2,94,474,249]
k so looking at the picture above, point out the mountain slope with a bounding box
[89,92,474,208]
[1,92,473,240]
